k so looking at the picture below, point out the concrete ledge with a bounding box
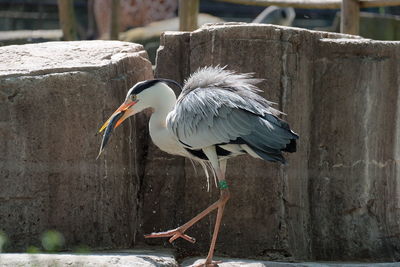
[0,249,178,267]
[0,40,153,251]
[1,252,398,267]
[182,257,400,267]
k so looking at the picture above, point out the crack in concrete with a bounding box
[331,159,394,169]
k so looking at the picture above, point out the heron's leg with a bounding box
[146,147,230,266]
[144,193,227,243]
[199,157,229,267]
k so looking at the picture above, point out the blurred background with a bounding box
[0,0,399,64]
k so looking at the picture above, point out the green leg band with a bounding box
[218,180,229,189]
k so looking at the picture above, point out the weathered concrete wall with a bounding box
[2,24,400,262]
[310,38,400,260]
[146,23,400,261]
[0,41,153,250]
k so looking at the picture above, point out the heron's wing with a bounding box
[167,88,298,159]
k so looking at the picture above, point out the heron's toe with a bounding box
[169,231,196,243]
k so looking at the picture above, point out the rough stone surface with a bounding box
[148,23,400,261]
[1,252,398,267]
[0,249,178,267]
[0,41,153,250]
[309,38,400,260]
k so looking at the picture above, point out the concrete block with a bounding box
[0,41,153,250]
[0,249,178,267]
[309,38,400,260]
[182,257,400,267]
[150,23,400,261]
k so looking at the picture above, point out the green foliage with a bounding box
[1,229,90,254]
[26,245,41,253]
[41,230,65,252]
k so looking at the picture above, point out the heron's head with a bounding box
[97,79,180,158]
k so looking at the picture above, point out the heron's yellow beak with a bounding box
[98,100,137,133]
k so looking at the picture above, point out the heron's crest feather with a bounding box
[180,66,274,105]
[177,66,280,115]
[183,66,261,93]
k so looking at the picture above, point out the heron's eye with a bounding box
[130,94,137,101]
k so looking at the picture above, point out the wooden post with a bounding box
[110,0,120,40]
[57,0,78,41]
[341,0,360,35]
[87,0,96,39]
[179,0,199,31]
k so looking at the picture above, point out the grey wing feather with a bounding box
[166,66,298,162]
[168,89,249,147]
[242,114,295,150]
[167,89,297,150]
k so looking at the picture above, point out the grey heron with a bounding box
[98,66,299,267]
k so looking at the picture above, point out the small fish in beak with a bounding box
[97,99,138,159]
[96,111,124,159]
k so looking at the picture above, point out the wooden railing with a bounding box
[179,0,400,34]
[57,0,121,40]
[57,0,400,39]
[57,0,77,40]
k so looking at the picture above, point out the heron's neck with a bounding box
[148,85,179,154]
[148,85,176,131]
[149,103,174,130]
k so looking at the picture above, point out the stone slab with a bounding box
[0,40,149,77]
[0,249,178,267]
[0,41,153,251]
[1,252,398,267]
[150,23,400,261]
[182,257,400,267]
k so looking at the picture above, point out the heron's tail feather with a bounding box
[282,138,297,153]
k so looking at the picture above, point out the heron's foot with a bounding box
[144,227,196,243]
[193,259,222,267]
